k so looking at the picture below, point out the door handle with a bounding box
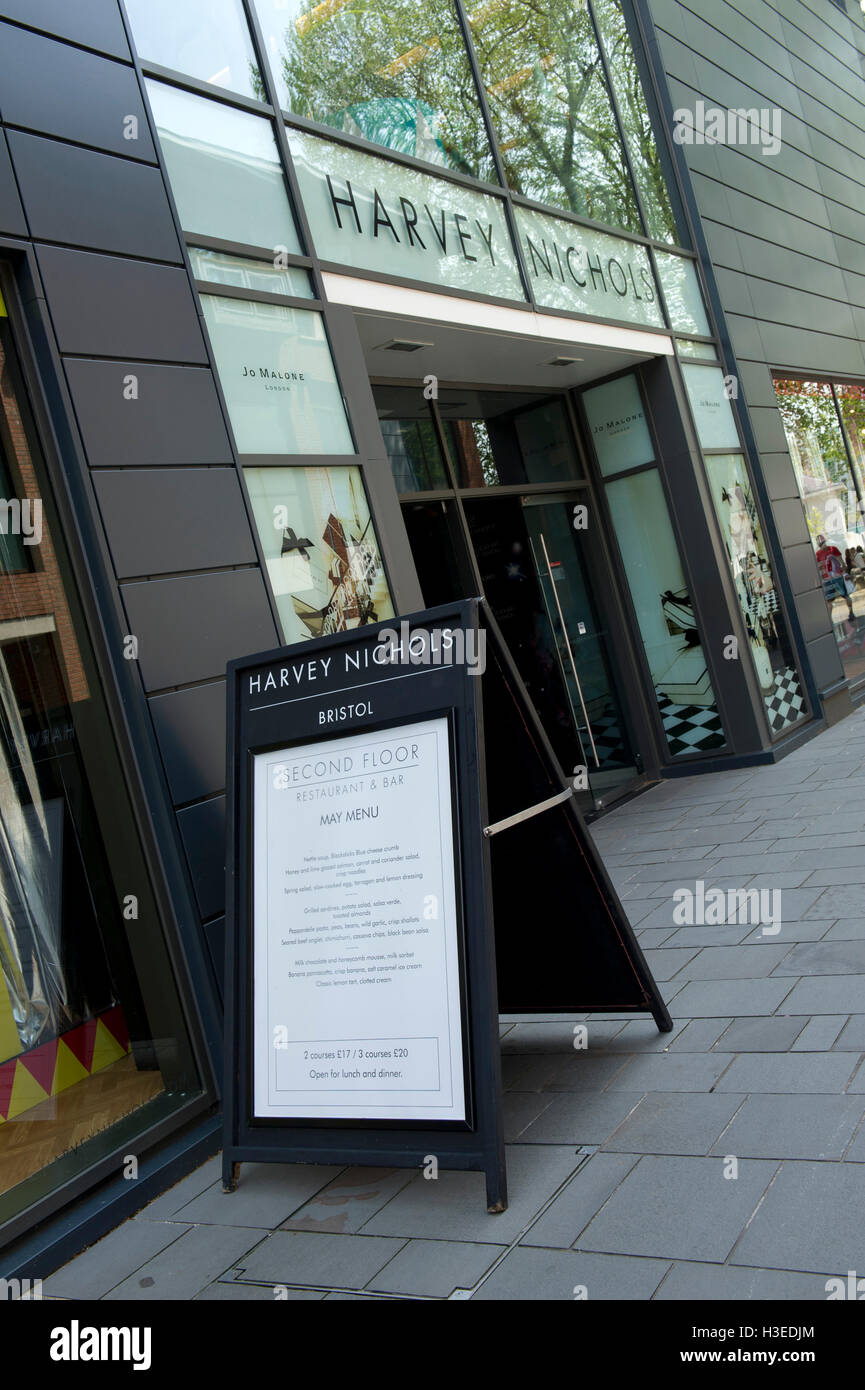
[538,532,600,768]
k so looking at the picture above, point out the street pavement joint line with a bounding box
[724,1160,785,1266]
[444,1146,600,1300]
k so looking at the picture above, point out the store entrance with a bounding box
[376,383,645,806]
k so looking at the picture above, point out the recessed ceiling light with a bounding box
[376,338,434,353]
[545,355,584,366]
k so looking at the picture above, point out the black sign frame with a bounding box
[223,599,507,1211]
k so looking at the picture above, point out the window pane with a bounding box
[443,396,581,488]
[833,383,865,516]
[677,339,717,360]
[705,453,807,733]
[590,0,682,243]
[681,363,739,449]
[252,0,497,180]
[201,295,353,455]
[655,252,710,335]
[188,248,313,298]
[126,0,262,99]
[582,373,654,476]
[380,417,450,493]
[146,81,301,252]
[775,378,865,684]
[605,468,725,756]
[244,465,394,640]
[470,0,642,232]
[0,316,201,1228]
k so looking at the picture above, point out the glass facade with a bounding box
[251,0,497,179]
[0,312,202,1232]
[583,373,726,757]
[775,377,865,685]
[146,82,301,252]
[121,0,813,776]
[590,0,681,242]
[125,0,263,98]
[470,0,641,231]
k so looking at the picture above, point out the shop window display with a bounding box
[244,466,394,644]
[0,301,201,1235]
[775,377,865,686]
[706,454,807,733]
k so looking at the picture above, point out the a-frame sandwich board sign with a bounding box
[223,599,507,1212]
[223,599,670,1213]
[478,602,672,1026]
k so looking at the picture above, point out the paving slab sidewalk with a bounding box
[41,708,865,1301]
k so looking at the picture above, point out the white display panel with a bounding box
[252,718,466,1121]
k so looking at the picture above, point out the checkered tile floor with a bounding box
[656,694,726,757]
[764,664,806,734]
[588,664,805,765]
[588,704,630,768]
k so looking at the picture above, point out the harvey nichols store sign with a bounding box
[288,127,665,328]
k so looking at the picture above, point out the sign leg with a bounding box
[486,1157,508,1214]
[222,1158,240,1193]
[652,999,674,1032]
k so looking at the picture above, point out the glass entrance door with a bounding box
[379,382,644,804]
[462,493,639,799]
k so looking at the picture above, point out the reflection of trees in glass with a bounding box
[469,0,641,231]
[590,0,678,242]
[774,379,859,542]
[258,0,497,179]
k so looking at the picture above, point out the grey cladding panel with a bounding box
[786,541,821,596]
[149,680,227,805]
[808,631,845,693]
[0,0,130,57]
[121,569,277,691]
[177,796,226,921]
[93,468,257,577]
[36,247,206,361]
[8,133,180,261]
[0,133,25,236]
[773,496,812,549]
[795,587,834,646]
[759,451,799,502]
[64,360,232,467]
[0,24,152,159]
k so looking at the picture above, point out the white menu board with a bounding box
[252,718,466,1121]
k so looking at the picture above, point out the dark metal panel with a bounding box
[149,680,227,806]
[0,132,25,236]
[177,796,226,922]
[796,587,834,646]
[773,495,812,549]
[35,246,206,361]
[93,468,256,578]
[121,569,278,691]
[0,0,130,58]
[786,541,823,596]
[202,916,225,1002]
[0,23,152,158]
[759,450,799,502]
[8,132,180,261]
[63,359,232,467]
[808,631,846,692]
